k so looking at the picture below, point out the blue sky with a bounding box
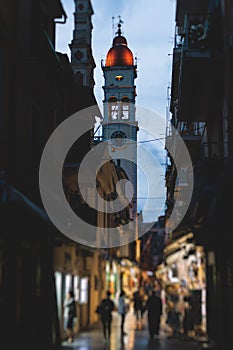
[56,0,176,222]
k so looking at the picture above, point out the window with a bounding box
[171,263,178,277]
[80,277,88,304]
[108,97,118,120]
[115,75,123,81]
[121,103,129,119]
[65,274,72,297]
[55,272,62,319]
[74,71,83,85]
[73,275,79,302]
[111,104,119,120]
[121,97,129,119]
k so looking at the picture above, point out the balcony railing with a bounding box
[174,25,185,49]
[166,121,205,140]
[183,14,210,54]
[179,121,205,137]
[174,11,222,122]
[92,136,103,146]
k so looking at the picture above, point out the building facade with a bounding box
[0,0,101,348]
[165,0,233,348]
[69,0,96,88]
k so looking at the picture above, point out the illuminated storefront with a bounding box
[156,233,207,335]
[105,258,140,300]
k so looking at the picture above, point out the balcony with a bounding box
[170,27,184,112]
[181,122,204,160]
[175,13,222,122]
[166,120,204,163]
[178,121,204,142]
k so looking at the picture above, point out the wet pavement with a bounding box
[61,308,206,350]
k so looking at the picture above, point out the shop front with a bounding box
[105,257,140,302]
[53,243,104,340]
[156,232,207,337]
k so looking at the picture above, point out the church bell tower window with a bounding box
[108,97,118,120]
[115,75,123,81]
[121,97,129,120]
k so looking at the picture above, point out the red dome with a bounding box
[106,35,134,67]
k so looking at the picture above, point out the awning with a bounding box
[164,232,194,259]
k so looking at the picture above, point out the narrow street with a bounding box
[1,1,233,350]
[61,306,204,350]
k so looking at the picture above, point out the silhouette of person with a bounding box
[97,290,115,342]
[64,290,76,343]
[118,290,129,336]
[183,290,195,337]
[133,289,143,329]
[146,290,163,339]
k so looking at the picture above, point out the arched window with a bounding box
[74,71,83,85]
[108,96,118,120]
[121,97,130,119]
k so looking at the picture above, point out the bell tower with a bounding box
[101,19,138,219]
[70,0,96,88]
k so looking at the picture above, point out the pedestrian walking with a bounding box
[182,291,195,338]
[96,290,115,343]
[165,287,181,337]
[64,290,77,343]
[133,289,143,329]
[117,290,129,336]
[146,290,163,339]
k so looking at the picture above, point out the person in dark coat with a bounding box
[96,290,115,342]
[64,290,76,343]
[146,290,163,339]
[133,289,143,329]
[117,290,129,336]
[183,291,195,337]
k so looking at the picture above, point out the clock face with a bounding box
[74,50,83,61]
[111,131,127,148]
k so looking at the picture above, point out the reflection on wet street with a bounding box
[61,308,204,350]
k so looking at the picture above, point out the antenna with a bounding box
[135,53,138,66]
[112,16,115,38]
[118,15,124,24]
[117,15,124,35]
